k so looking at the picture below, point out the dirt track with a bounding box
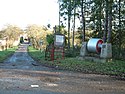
[0,44,125,94]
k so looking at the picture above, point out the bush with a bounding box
[46,34,54,45]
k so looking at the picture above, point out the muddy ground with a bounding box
[0,44,125,94]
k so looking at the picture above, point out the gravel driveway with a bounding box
[0,44,125,94]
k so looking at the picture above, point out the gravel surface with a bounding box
[0,44,125,94]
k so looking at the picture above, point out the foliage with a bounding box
[26,24,52,50]
[0,24,23,48]
[3,24,23,40]
[54,25,67,35]
[46,34,54,45]
[65,47,80,57]
[20,37,24,43]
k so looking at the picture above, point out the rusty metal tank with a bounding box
[87,38,103,53]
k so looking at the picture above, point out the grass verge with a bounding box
[0,47,17,62]
[28,46,125,79]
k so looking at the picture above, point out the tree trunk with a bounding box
[59,2,61,33]
[81,0,85,42]
[118,0,121,57]
[98,3,102,38]
[107,0,113,43]
[68,17,71,49]
[103,0,109,43]
[72,7,76,51]
[67,0,71,50]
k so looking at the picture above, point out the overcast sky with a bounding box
[0,0,59,30]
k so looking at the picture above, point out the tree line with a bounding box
[58,0,125,59]
[0,24,52,51]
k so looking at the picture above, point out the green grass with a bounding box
[58,58,125,76]
[28,46,45,61]
[0,47,17,62]
[28,46,125,79]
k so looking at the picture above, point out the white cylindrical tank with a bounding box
[87,38,103,53]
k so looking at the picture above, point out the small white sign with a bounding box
[56,35,64,43]
[55,34,65,47]
[31,85,39,88]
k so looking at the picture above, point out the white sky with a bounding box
[0,0,59,30]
